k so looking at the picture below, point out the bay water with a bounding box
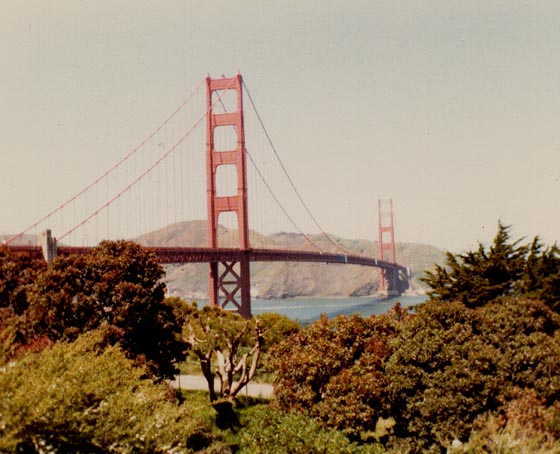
[251,295,427,324]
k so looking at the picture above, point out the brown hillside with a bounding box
[136,221,445,300]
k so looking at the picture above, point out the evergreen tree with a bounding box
[422,223,560,310]
[422,223,527,307]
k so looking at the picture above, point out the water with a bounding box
[251,295,427,323]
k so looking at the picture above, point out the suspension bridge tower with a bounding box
[377,198,398,295]
[205,74,252,318]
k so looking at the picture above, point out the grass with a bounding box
[180,389,270,450]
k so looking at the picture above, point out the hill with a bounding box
[136,221,445,299]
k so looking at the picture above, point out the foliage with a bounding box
[272,306,408,439]
[180,302,263,404]
[499,389,560,440]
[11,241,186,379]
[237,406,385,454]
[385,301,502,450]
[422,223,560,311]
[516,239,560,312]
[451,392,560,454]
[422,223,529,308]
[254,312,300,378]
[480,298,560,403]
[385,298,560,451]
[450,417,560,454]
[254,312,300,351]
[0,329,217,453]
[0,248,45,315]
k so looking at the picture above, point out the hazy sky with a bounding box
[2,1,560,252]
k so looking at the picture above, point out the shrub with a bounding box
[451,395,560,454]
[0,329,217,453]
[254,312,300,379]
[385,301,501,450]
[238,406,385,454]
[480,298,560,403]
[385,298,560,451]
[0,248,45,314]
[272,306,407,439]
[12,241,186,379]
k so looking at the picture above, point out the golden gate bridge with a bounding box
[4,74,409,317]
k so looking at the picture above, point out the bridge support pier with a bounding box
[208,256,251,319]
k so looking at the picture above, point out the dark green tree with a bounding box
[422,223,526,307]
[516,238,560,312]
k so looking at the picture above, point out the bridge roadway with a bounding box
[8,245,407,274]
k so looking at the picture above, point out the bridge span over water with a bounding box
[5,74,409,317]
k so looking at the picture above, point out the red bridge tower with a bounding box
[377,198,397,294]
[206,74,251,318]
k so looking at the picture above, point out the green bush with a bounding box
[254,312,300,380]
[385,301,501,450]
[385,298,560,451]
[238,406,385,454]
[451,394,560,454]
[0,329,217,453]
[480,298,560,403]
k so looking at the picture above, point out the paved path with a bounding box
[170,374,274,399]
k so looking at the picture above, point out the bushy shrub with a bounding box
[238,406,385,454]
[9,241,186,379]
[254,312,300,379]
[385,301,501,450]
[385,298,560,451]
[0,329,216,453]
[272,306,408,439]
[480,298,560,403]
[0,248,45,315]
[451,392,560,454]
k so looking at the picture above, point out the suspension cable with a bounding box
[59,108,207,241]
[242,80,351,255]
[213,91,324,253]
[5,80,204,245]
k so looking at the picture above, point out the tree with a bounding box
[422,223,560,310]
[178,302,264,429]
[0,328,217,453]
[0,247,45,315]
[12,241,186,379]
[181,303,263,403]
[422,223,528,308]
[516,239,560,312]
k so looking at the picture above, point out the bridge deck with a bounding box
[7,245,406,273]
